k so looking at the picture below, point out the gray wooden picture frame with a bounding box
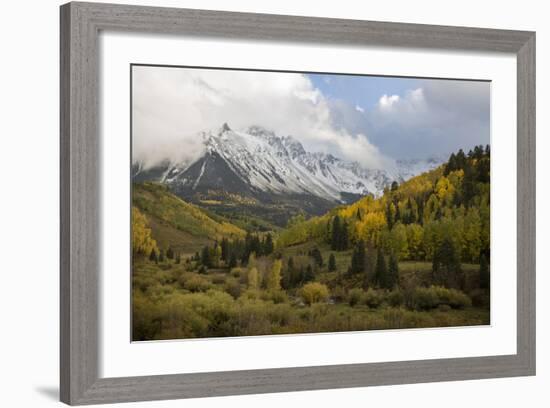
[60,1,536,405]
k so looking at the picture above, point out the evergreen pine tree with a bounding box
[309,248,323,267]
[350,240,366,275]
[302,264,315,284]
[331,216,341,250]
[462,161,477,206]
[374,248,387,288]
[328,253,337,272]
[220,238,228,262]
[149,249,158,264]
[387,252,399,289]
[228,253,237,269]
[405,198,415,224]
[341,220,349,250]
[363,245,376,290]
[444,152,457,175]
[432,237,462,288]
[252,235,261,256]
[394,200,401,224]
[385,201,394,230]
[477,157,490,183]
[166,247,174,260]
[287,256,294,271]
[473,145,484,160]
[417,199,424,226]
[264,233,274,255]
[456,149,467,169]
[303,264,315,283]
[479,254,490,290]
[158,249,165,263]
[201,245,211,268]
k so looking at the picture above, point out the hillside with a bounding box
[132,182,245,254]
[276,145,490,272]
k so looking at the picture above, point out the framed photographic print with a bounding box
[60,2,536,405]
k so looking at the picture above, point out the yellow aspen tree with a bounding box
[266,259,282,291]
[131,207,158,255]
[247,267,259,290]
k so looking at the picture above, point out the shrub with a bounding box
[132,291,161,340]
[413,287,439,310]
[347,288,364,307]
[266,303,293,326]
[469,289,490,308]
[211,274,226,285]
[224,277,242,299]
[183,274,211,292]
[447,289,472,309]
[230,267,245,279]
[364,288,383,308]
[330,285,346,302]
[158,263,172,270]
[438,304,452,312]
[262,289,288,304]
[143,290,237,339]
[387,289,404,307]
[431,286,472,309]
[241,288,261,300]
[412,286,472,310]
[299,282,330,306]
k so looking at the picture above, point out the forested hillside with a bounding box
[277,145,490,290]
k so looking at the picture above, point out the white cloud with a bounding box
[355,105,365,113]
[368,81,490,159]
[132,66,389,170]
[378,94,401,109]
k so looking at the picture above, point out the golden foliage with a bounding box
[265,259,282,291]
[247,267,259,290]
[132,206,158,255]
[299,282,330,306]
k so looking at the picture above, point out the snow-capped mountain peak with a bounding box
[134,124,444,203]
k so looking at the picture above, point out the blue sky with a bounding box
[306,73,490,160]
[308,74,422,112]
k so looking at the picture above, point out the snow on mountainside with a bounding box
[132,124,444,203]
[395,157,447,182]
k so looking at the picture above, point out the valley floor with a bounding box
[132,256,489,341]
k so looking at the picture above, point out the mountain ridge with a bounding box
[132,124,444,203]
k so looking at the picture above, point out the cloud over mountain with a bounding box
[132,66,389,171]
